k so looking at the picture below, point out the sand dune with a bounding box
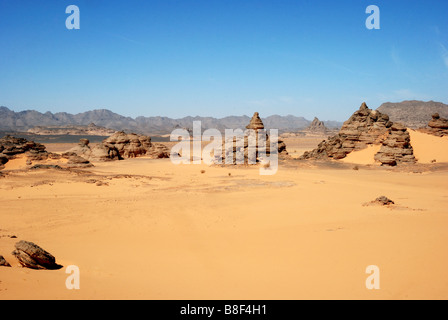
[341,144,382,165]
[409,130,448,163]
[1,147,448,299]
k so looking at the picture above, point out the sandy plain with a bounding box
[0,132,447,299]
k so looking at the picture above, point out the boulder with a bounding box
[11,240,62,270]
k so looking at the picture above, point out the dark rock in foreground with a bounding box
[11,240,62,270]
[374,196,395,205]
[0,255,11,267]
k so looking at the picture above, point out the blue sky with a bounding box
[0,0,447,121]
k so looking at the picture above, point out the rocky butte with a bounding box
[300,102,416,166]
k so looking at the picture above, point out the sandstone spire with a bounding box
[246,112,265,130]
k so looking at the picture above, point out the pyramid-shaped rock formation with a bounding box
[306,117,328,133]
[299,102,417,166]
[220,112,288,164]
[300,103,392,160]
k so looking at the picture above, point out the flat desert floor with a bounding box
[1,134,448,299]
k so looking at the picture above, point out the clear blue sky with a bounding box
[0,0,447,121]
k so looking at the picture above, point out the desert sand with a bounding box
[1,137,448,300]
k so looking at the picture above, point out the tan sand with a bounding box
[3,155,28,170]
[409,130,448,164]
[0,148,448,300]
[341,144,382,165]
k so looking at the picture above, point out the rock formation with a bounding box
[306,117,328,134]
[220,112,288,164]
[0,135,54,169]
[68,132,170,161]
[363,196,395,206]
[11,240,62,270]
[374,196,395,205]
[374,123,416,166]
[300,103,392,160]
[419,113,448,137]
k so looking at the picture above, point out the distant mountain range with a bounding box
[1,100,446,135]
[377,100,448,128]
[0,106,341,135]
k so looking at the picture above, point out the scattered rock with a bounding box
[363,196,395,207]
[374,196,395,205]
[11,240,62,270]
[0,255,11,267]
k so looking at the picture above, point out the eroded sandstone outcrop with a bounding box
[374,123,416,166]
[0,135,56,169]
[419,113,448,137]
[300,103,392,160]
[68,132,170,161]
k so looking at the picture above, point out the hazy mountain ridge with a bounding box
[0,106,335,135]
[377,100,448,129]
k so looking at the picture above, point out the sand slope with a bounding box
[409,130,448,163]
[1,154,448,300]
